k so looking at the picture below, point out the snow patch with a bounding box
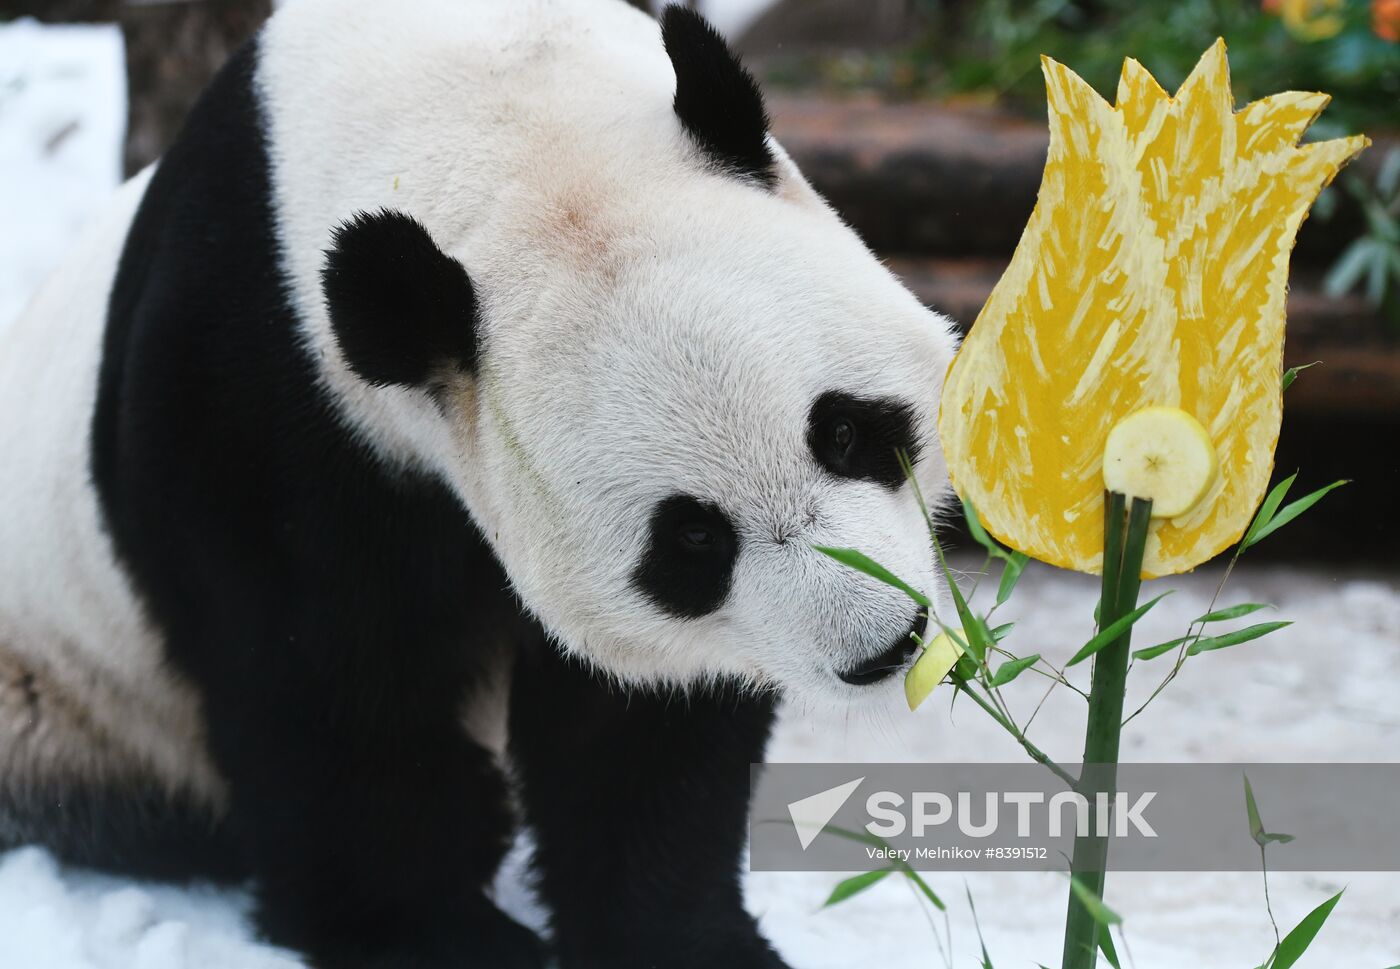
[0,19,124,331]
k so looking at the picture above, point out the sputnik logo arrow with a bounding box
[787,777,864,850]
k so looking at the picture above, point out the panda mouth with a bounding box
[837,612,928,686]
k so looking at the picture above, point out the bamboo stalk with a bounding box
[1060,492,1151,969]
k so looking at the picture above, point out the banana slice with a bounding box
[905,630,965,711]
[1103,407,1218,519]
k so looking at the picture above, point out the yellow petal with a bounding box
[1238,91,1331,158]
[939,42,1367,577]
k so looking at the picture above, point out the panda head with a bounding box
[320,7,959,704]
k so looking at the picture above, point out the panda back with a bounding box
[0,167,228,814]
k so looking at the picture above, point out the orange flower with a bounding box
[1376,0,1400,41]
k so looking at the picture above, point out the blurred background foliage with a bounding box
[768,0,1398,137]
[759,0,1400,333]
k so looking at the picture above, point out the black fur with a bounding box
[76,35,789,969]
[836,612,926,686]
[807,391,923,490]
[0,782,245,884]
[511,641,787,969]
[661,5,776,189]
[322,209,479,388]
[631,494,739,619]
[93,40,541,969]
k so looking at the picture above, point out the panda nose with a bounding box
[837,612,928,685]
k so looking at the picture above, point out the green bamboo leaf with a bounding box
[1099,924,1122,969]
[990,622,1016,642]
[824,823,948,912]
[822,868,893,908]
[927,521,995,670]
[1241,473,1297,550]
[1132,636,1193,661]
[1244,773,1295,847]
[967,614,997,665]
[1244,773,1263,841]
[996,550,1030,606]
[1067,875,1123,925]
[1067,593,1171,667]
[945,577,992,663]
[1269,889,1345,969]
[965,884,995,969]
[904,869,946,912]
[988,654,1041,687]
[938,614,993,666]
[1245,481,1350,548]
[814,546,931,608]
[954,654,979,682]
[1187,621,1293,656]
[963,499,1012,562]
[1195,603,1272,624]
[1281,361,1321,392]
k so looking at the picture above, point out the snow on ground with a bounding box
[0,20,124,331]
[2,19,1397,969]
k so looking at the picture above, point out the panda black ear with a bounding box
[660,4,776,189]
[321,209,479,388]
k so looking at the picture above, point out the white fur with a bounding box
[259,0,960,703]
[0,169,225,803]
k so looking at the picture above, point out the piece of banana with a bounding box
[905,630,965,711]
[1102,407,1218,519]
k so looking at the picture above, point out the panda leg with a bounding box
[198,684,547,969]
[509,640,791,969]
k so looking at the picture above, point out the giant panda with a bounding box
[0,1,959,966]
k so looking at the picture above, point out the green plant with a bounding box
[773,0,1399,138]
[1325,147,1400,332]
[816,402,1353,964]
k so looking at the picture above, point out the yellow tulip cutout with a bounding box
[939,40,1367,577]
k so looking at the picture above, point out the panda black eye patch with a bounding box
[807,391,923,490]
[632,495,739,619]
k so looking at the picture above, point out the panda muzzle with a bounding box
[836,612,928,685]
